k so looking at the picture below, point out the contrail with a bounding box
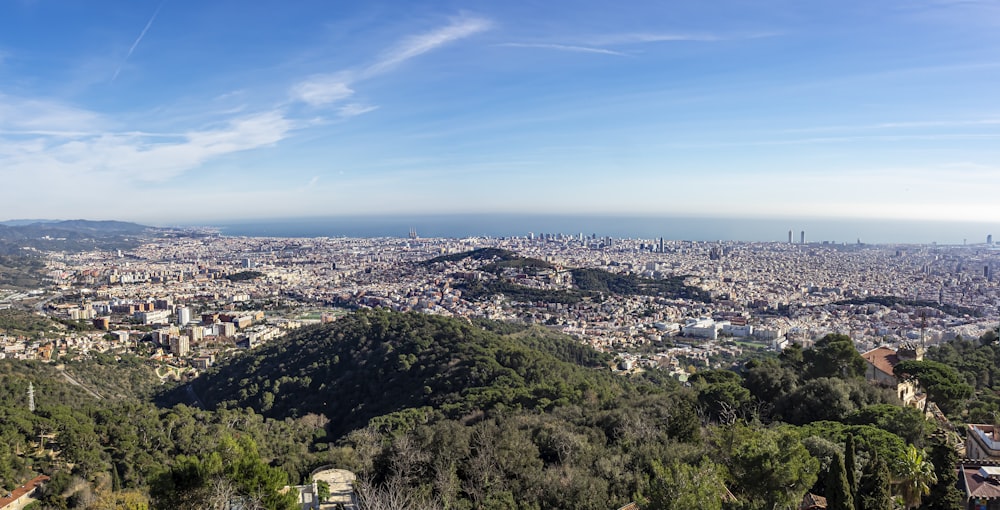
[112,0,166,82]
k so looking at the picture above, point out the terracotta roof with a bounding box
[0,475,50,508]
[861,347,900,377]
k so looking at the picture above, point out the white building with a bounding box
[177,306,191,327]
[682,318,723,340]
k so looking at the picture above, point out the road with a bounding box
[185,384,206,409]
[57,367,103,400]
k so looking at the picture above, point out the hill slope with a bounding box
[0,219,161,254]
[182,310,619,438]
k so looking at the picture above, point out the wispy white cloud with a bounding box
[0,93,294,189]
[0,93,106,133]
[112,0,167,82]
[497,30,772,59]
[588,31,776,46]
[498,43,627,56]
[290,15,492,109]
[594,32,722,45]
[291,74,355,106]
[338,103,378,117]
[363,15,492,77]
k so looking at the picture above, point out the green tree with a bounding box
[923,434,964,510]
[979,327,998,346]
[647,459,726,510]
[846,404,931,445]
[742,358,797,407]
[779,342,806,378]
[826,452,854,510]
[844,434,858,503]
[893,444,936,509]
[893,360,973,415]
[150,435,298,510]
[316,480,331,502]
[694,380,752,424]
[804,334,866,380]
[858,453,893,510]
[778,378,857,425]
[720,425,819,509]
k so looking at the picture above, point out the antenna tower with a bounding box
[919,311,927,349]
[28,382,35,412]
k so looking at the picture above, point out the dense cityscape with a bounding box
[5,230,999,375]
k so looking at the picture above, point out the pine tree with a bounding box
[858,453,893,510]
[844,434,858,504]
[827,451,854,510]
[924,434,964,510]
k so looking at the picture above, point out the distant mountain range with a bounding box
[0,219,171,254]
[0,219,150,232]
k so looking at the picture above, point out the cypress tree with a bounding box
[924,434,964,510]
[844,434,858,503]
[827,451,854,510]
[858,453,893,510]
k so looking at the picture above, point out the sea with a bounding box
[204,214,1000,246]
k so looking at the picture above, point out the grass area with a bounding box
[732,340,768,350]
[295,309,349,321]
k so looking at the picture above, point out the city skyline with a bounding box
[1,0,999,223]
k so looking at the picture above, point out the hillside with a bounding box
[426,249,711,304]
[0,219,165,254]
[0,313,959,509]
[0,254,46,289]
[181,309,620,438]
[421,247,519,265]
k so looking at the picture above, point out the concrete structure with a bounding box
[958,459,1000,509]
[310,468,357,509]
[135,309,171,325]
[169,335,190,357]
[721,323,753,337]
[967,424,1000,461]
[681,318,722,340]
[177,306,191,326]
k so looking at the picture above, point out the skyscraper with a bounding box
[788,230,792,243]
[800,231,805,244]
[988,234,994,245]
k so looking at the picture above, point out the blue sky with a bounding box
[1,0,999,224]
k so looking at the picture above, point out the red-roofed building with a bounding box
[0,474,50,509]
[861,346,922,408]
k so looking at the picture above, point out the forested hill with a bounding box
[421,247,518,265]
[180,310,620,438]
